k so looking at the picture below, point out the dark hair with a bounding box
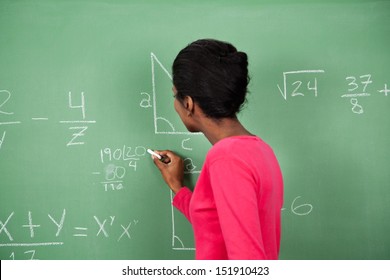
[172,39,250,119]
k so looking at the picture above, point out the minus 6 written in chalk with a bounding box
[147,149,171,163]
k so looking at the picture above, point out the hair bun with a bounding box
[235,51,248,64]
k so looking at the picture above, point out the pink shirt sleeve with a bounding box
[209,159,266,259]
[172,187,193,223]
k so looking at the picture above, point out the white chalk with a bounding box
[147,149,162,160]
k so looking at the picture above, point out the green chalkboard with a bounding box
[0,0,389,260]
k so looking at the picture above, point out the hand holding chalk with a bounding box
[147,149,171,164]
[147,148,162,159]
[148,149,183,194]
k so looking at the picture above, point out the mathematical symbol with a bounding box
[94,216,109,237]
[378,83,389,96]
[181,138,193,151]
[59,120,96,124]
[48,209,66,237]
[24,250,37,260]
[341,92,371,98]
[22,211,41,238]
[68,91,86,119]
[117,222,132,241]
[31,117,49,121]
[67,126,88,146]
[73,227,88,237]
[61,92,96,147]
[0,212,14,241]
[0,89,14,115]
[110,216,115,226]
[350,98,364,114]
[277,70,325,100]
[0,121,21,125]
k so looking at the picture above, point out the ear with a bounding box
[183,96,195,115]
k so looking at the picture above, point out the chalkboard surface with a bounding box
[1,0,389,260]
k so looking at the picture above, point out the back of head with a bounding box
[172,39,250,119]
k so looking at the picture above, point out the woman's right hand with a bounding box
[152,150,184,194]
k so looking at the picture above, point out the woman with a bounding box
[152,39,284,260]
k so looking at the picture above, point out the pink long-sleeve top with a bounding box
[173,136,284,260]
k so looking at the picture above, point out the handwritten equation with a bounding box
[0,209,139,260]
[277,70,388,114]
[91,143,199,193]
[92,145,148,192]
[0,90,96,149]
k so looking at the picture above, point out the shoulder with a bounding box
[206,135,270,164]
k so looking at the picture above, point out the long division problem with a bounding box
[0,90,96,149]
[92,145,148,192]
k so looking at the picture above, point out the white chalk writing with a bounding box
[0,90,96,148]
[277,70,325,100]
[0,210,139,260]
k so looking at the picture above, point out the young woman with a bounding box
[152,39,284,260]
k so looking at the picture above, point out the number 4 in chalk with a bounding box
[68,91,86,119]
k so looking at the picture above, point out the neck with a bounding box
[200,117,253,145]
